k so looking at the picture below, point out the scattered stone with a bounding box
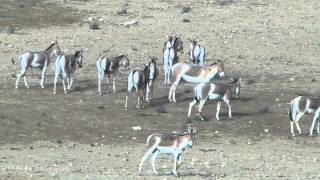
[179,5,192,14]
[182,18,191,22]
[56,139,63,144]
[117,7,128,15]
[247,78,255,84]
[258,106,270,113]
[6,26,15,34]
[156,106,167,113]
[290,78,295,82]
[215,131,219,134]
[119,20,138,27]
[311,78,316,82]
[89,21,100,30]
[264,129,269,133]
[130,46,139,51]
[132,126,142,131]
[275,98,279,102]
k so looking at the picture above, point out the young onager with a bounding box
[168,60,225,103]
[96,54,129,95]
[138,127,196,176]
[163,34,183,85]
[53,50,84,94]
[12,41,60,89]
[289,95,320,136]
[125,57,158,109]
[188,78,241,121]
[188,39,206,66]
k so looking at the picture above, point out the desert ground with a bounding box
[0,0,320,179]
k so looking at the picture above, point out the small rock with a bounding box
[248,142,252,145]
[132,126,142,131]
[120,20,138,27]
[264,129,269,133]
[179,5,191,14]
[8,45,14,48]
[275,98,279,102]
[182,18,191,22]
[215,131,219,134]
[132,137,137,140]
[311,78,316,82]
[290,78,295,82]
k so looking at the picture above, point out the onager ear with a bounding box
[188,127,192,133]
[193,127,197,133]
[239,77,242,83]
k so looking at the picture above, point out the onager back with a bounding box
[188,78,241,121]
[96,54,129,95]
[138,127,196,176]
[289,95,320,136]
[53,50,84,94]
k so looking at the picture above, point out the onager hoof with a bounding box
[64,90,68,94]
[15,86,18,89]
[292,134,295,137]
[113,90,117,93]
[41,86,45,89]
[309,133,313,137]
[216,117,220,121]
[171,171,178,176]
[229,115,232,119]
[53,91,57,95]
[26,86,30,89]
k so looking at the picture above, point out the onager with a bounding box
[53,50,84,94]
[289,95,320,136]
[96,54,129,95]
[125,57,158,109]
[163,34,183,85]
[12,41,60,89]
[188,78,241,121]
[168,60,225,103]
[188,39,206,66]
[138,127,196,176]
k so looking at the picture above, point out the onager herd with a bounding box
[11,32,319,176]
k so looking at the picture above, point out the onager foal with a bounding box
[13,41,60,89]
[168,60,225,103]
[289,95,320,136]
[188,78,241,121]
[163,34,183,85]
[96,54,129,95]
[188,39,206,66]
[125,57,158,109]
[53,50,84,94]
[138,127,196,176]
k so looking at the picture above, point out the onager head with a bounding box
[215,60,225,78]
[173,34,184,54]
[120,54,130,69]
[74,49,84,68]
[185,126,197,147]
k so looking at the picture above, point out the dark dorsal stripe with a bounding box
[45,42,56,51]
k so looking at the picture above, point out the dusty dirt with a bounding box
[0,0,320,179]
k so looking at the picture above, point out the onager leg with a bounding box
[97,71,104,95]
[150,150,159,175]
[224,97,232,118]
[295,112,304,135]
[40,65,47,88]
[68,72,74,92]
[198,99,206,121]
[138,148,153,174]
[176,154,182,170]
[15,70,26,89]
[112,74,116,93]
[309,109,320,136]
[23,74,30,89]
[106,75,110,94]
[62,74,68,94]
[172,153,179,176]
[216,101,222,120]
[188,99,197,118]
[53,69,60,94]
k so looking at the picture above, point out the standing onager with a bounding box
[289,95,320,136]
[138,127,196,176]
[96,54,129,95]
[12,41,60,89]
[125,57,158,109]
[188,39,206,66]
[163,34,183,85]
[168,60,225,103]
[53,50,84,94]
[188,78,241,121]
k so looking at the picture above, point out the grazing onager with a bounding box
[125,57,158,109]
[53,50,84,94]
[289,95,320,136]
[168,60,225,103]
[138,127,196,176]
[96,54,129,95]
[163,34,183,85]
[12,41,60,89]
[188,39,206,66]
[188,78,241,121]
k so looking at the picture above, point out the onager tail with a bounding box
[289,100,295,122]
